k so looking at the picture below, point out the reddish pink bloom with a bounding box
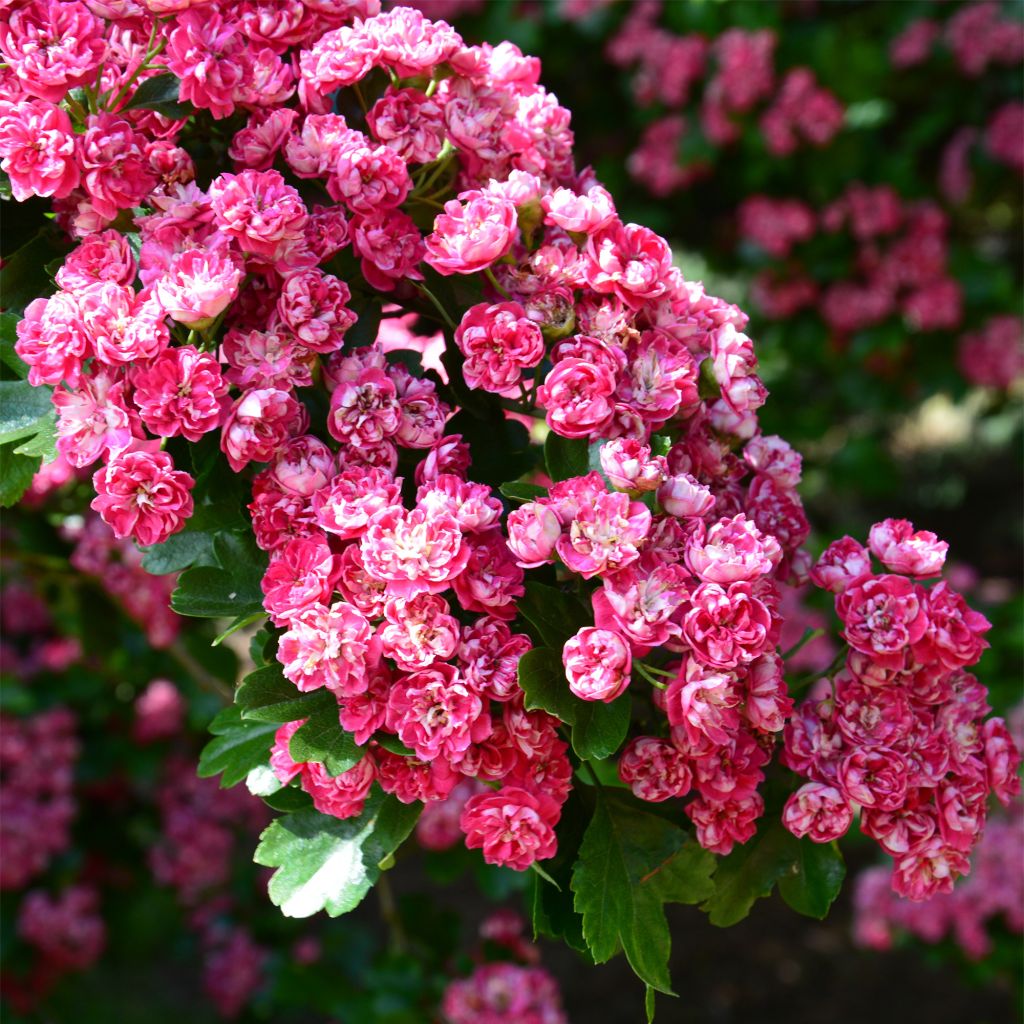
[556,490,651,579]
[268,436,335,497]
[15,293,91,388]
[367,87,446,163]
[351,208,425,291]
[618,736,692,802]
[277,268,356,353]
[261,537,340,626]
[0,0,107,103]
[913,582,991,671]
[686,792,764,855]
[379,593,460,671]
[537,358,616,439]
[424,192,518,275]
[80,283,169,366]
[782,782,853,842]
[562,627,631,702]
[302,756,377,820]
[810,536,873,594]
[277,600,377,696]
[686,514,781,584]
[53,367,137,468]
[0,99,79,201]
[361,505,470,598]
[78,114,159,223]
[836,574,928,669]
[506,502,561,569]
[91,450,195,546]
[599,438,666,493]
[542,184,616,234]
[682,581,774,669]
[314,467,401,539]
[209,169,308,261]
[165,11,250,120]
[55,230,135,292]
[867,518,948,578]
[657,473,715,518]
[154,248,243,327]
[981,718,1022,806]
[455,302,546,393]
[330,142,411,214]
[386,663,490,762]
[327,368,401,447]
[221,388,306,472]
[891,837,970,901]
[132,346,227,442]
[459,786,559,870]
[584,221,673,307]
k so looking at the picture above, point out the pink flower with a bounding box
[685,514,781,584]
[314,467,401,539]
[836,574,928,669]
[892,837,970,901]
[665,661,741,748]
[981,718,1022,806]
[132,346,227,442]
[53,367,137,468]
[330,142,411,214]
[379,593,460,671]
[268,436,335,497]
[442,963,567,1024]
[506,502,561,569]
[229,108,299,172]
[302,756,377,820]
[277,268,356,353]
[209,169,308,261]
[556,490,651,579]
[386,663,490,762]
[80,283,169,366]
[584,221,673,307]
[686,792,764,855]
[154,248,243,327]
[657,473,715,518]
[913,582,991,671]
[0,0,107,103]
[599,438,666,493]
[91,450,195,546]
[0,99,79,201]
[55,231,136,292]
[165,11,249,120]
[838,748,908,811]
[682,581,774,669]
[261,537,340,626]
[450,530,525,620]
[537,358,617,439]
[351,208,425,291]
[367,87,446,163]
[361,505,470,598]
[618,736,692,802]
[542,184,616,234]
[277,601,377,696]
[810,536,872,593]
[78,114,159,222]
[593,561,690,649]
[782,783,853,842]
[221,388,306,473]
[562,627,632,702]
[424,192,518,275]
[327,367,401,447]
[867,519,948,578]
[459,786,559,870]
[15,293,91,388]
[455,302,546,393]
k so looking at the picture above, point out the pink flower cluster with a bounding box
[890,5,1024,77]
[602,2,843,195]
[0,708,79,890]
[744,185,965,337]
[17,885,105,974]
[442,962,567,1024]
[957,315,1024,390]
[853,804,1023,960]
[781,520,1020,899]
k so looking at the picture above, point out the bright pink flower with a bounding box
[221,388,306,472]
[132,346,227,442]
[657,473,715,518]
[165,11,250,120]
[277,268,356,353]
[229,108,299,171]
[618,736,692,802]
[682,581,774,669]
[665,661,741,748]
[458,617,532,703]
[53,367,137,468]
[562,627,631,702]
[424,192,518,275]
[327,368,401,447]
[542,184,616,234]
[91,450,195,546]
[330,142,411,214]
[450,529,525,620]
[459,786,559,870]
[810,536,873,593]
[386,663,490,762]
[891,837,970,901]
[686,792,764,855]
[0,99,79,201]
[277,600,377,696]
[838,748,908,811]
[351,208,425,291]
[913,582,991,671]
[55,230,135,292]
[782,782,853,842]
[261,537,340,626]
[506,502,561,569]
[209,169,308,261]
[836,574,928,669]
[80,283,169,366]
[593,561,690,649]
[379,593,460,671]
[0,0,107,103]
[15,293,91,388]
[367,86,446,163]
[455,302,546,393]
[302,756,377,820]
[314,467,401,539]
[584,221,673,307]
[154,248,243,327]
[556,490,651,579]
[375,747,461,805]
[981,718,1022,806]
[268,436,335,497]
[599,438,666,493]
[442,963,567,1024]
[867,519,949,578]
[361,505,470,598]
[78,114,159,223]
[537,358,616,439]
[686,514,781,584]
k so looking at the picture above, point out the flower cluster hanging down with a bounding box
[2,1,1018,969]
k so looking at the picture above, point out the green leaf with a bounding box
[499,480,548,502]
[171,531,266,618]
[373,733,417,756]
[777,839,845,919]
[122,73,193,118]
[0,441,40,507]
[0,230,63,314]
[289,707,363,776]
[570,694,630,761]
[0,312,28,378]
[197,706,278,788]
[516,581,591,650]
[517,647,631,760]
[237,666,334,723]
[13,410,55,461]
[0,379,53,444]
[572,795,715,994]
[254,793,421,918]
[700,820,800,927]
[645,986,656,1024]
[141,531,217,575]
[544,431,589,482]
